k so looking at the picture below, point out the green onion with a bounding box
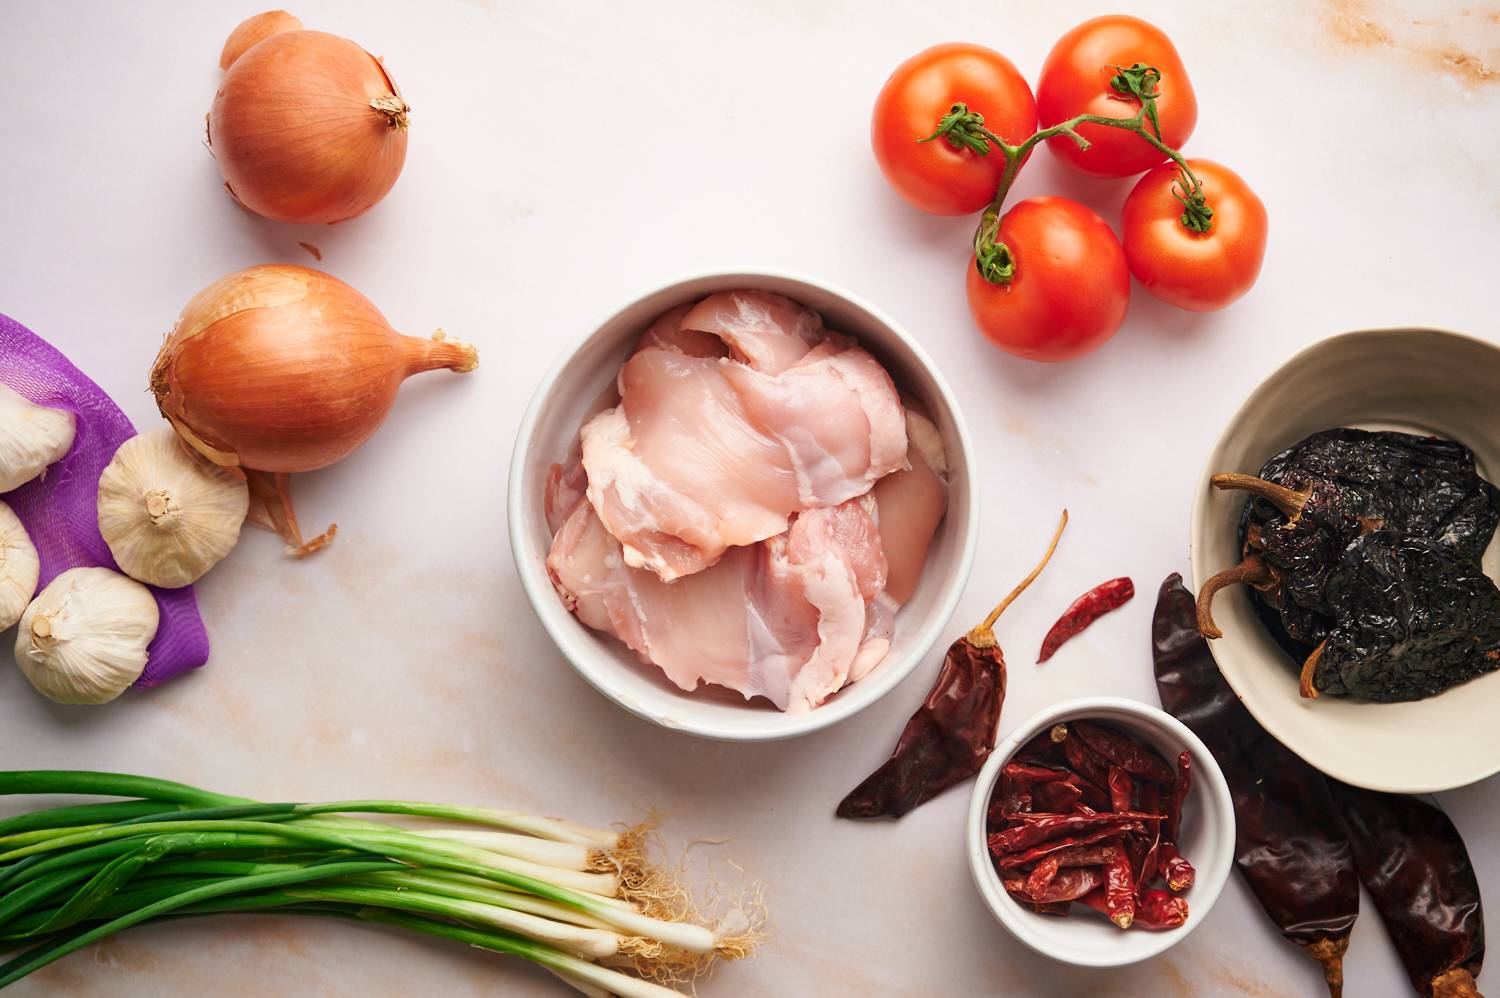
[0,771,758,995]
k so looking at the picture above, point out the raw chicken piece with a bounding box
[871,410,949,604]
[582,336,907,581]
[721,335,908,507]
[846,411,949,683]
[634,303,727,359]
[544,460,589,535]
[680,290,824,373]
[582,351,799,580]
[547,497,888,713]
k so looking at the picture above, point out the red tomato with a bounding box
[1037,16,1197,178]
[872,43,1037,216]
[1122,159,1268,312]
[966,197,1130,362]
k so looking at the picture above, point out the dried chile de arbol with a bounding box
[988,715,1197,930]
[1071,719,1174,783]
[837,512,1068,819]
[1079,885,1188,931]
[1331,782,1486,998]
[1197,429,1500,704]
[1154,573,1359,997]
[1003,866,1104,905]
[1036,576,1135,663]
[993,823,1147,869]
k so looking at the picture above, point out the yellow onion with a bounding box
[218,9,302,69]
[149,264,477,554]
[208,12,409,224]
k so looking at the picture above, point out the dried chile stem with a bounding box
[1195,554,1273,639]
[1300,641,1327,700]
[968,510,1068,649]
[1304,937,1348,998]
[1432,968,1483,998]
[1211,473,1310,520]
[933,67,1207,284]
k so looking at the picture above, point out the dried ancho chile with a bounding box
[1197,428,1500,702]
[1331,781,1486,998]
[837,511,1067,819]
[1307,532,1500,700]
[1154,573,1358,996]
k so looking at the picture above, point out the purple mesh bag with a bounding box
[0,312,209,686]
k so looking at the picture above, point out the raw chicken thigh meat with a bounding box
[547,290,948,713]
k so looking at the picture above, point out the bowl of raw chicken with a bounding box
[509,270,978,739]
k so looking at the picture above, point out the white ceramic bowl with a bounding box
[508,269,978,740]
[966,696,1235,968]
[1191,328,1500,792]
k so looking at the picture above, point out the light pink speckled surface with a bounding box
[2,1,1499,995]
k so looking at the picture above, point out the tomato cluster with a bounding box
[871,17,1268,362]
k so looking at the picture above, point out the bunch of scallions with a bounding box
[0,772,760,996]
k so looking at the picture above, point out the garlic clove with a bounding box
[97,427,250,588]
[0,501,39,629]
[0,384,76,493]
[16,567,158,705]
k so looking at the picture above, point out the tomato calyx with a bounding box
[916,101,1000,157]
[1107,63,1164,137]
[1171,168,1214,233]
[973,208,1016,284]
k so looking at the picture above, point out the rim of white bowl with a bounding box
[965,696,1236,967]
[1189,325,1500,792]
[507,265,980,740]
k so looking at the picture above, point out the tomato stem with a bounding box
[917,102,995,157]
[948,65,1210,284]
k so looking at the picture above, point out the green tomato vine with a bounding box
[918,63,1212,285]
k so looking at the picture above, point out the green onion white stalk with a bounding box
[0,772,759,996]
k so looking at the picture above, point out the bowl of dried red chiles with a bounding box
[967,696,1234,966]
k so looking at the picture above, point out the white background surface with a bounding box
[2,0,1498,994]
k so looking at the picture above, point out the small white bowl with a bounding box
[966,696,1235,968]
[508,268,978,740]
[1191,327,1500,792]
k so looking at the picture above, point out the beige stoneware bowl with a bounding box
[1190,327,1500,793]
[509,269,978,740]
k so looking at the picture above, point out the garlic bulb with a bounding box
[0,384,76,492]
[0,502,39,629]
[16,567,158,705]
[97,427,249,588]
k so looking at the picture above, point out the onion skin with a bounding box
[219,10,302,69]
[208,29,408,224]
[150,264,477,474]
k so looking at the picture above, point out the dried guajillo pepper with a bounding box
[1154,573,1359,997]
[1303,532,1500,701]
[1330,782,1486,998]
[1194,426,1500,654]
[1037,577,1135,662]
[837,511,1068,820]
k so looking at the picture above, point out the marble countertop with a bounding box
[3,0,1499,994]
